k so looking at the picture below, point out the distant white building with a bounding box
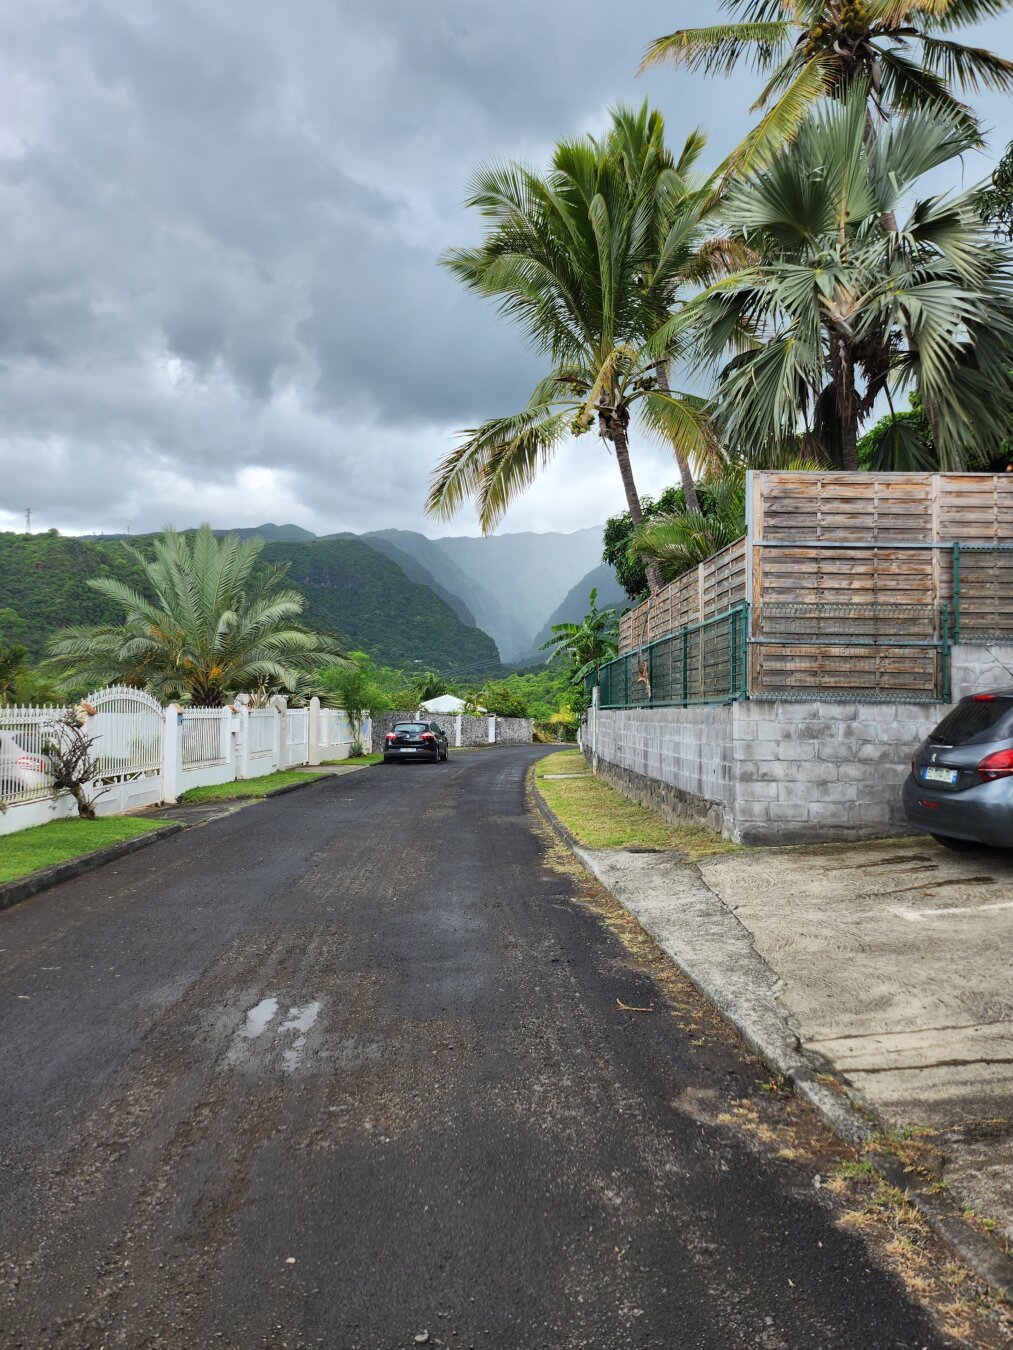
[419,694,485,715]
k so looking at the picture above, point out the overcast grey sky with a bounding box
[0,2,1010,539]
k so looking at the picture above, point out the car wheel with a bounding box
[930,833,982,852]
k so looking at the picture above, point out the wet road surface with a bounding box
[0,747,952,1347]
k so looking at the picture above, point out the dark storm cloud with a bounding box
[0,1,1008,536]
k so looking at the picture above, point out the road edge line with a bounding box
[529,766,1013,1305]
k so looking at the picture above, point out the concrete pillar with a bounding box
[308,697,322,765]
[488,715,496,744]
[162,704,181,804]
[454,714,462,748]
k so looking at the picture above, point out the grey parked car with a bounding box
[902,691,1013,849]
[382,720,449,764]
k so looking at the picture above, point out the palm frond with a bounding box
[640,22,793,76]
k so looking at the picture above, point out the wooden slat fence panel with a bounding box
[617,538,746,655]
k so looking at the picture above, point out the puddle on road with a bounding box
[279,1000,322,1073]
[229,996,322,1072]
[242,997,279,1038]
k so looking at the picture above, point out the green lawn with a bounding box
[178,771,328,803]
[321,754,382,766]
[534,750,739,860]
[0,816,179,885]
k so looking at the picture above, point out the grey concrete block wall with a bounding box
[581,642,1013,844]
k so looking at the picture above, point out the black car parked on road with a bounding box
[382,721,450,764]
[903,690,1013,849]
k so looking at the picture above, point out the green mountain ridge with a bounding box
[0,530,500,674]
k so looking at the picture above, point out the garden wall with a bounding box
[582,644,1013,845]
[370,711,533,751]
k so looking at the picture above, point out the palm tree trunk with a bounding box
[833,335,860,471]
[654,361,701,513]
[611,416,665,595]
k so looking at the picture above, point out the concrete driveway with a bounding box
[698,838,1013,1239]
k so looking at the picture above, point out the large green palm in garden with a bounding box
[643,0,1013,172]
[47,525,338,706]
[690,86,1013,469]
[429,107,720,593]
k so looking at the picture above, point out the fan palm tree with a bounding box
[540,588,619,681]
[47,525,340,706]
[642,0,1013,173]
[429,108,718,593]
[689,87,1013,470]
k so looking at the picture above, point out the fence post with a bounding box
[270,695,286,770]
[162,705,181,804]
[488,715,496,744]
[951,543,961,645]
[940,603,951,702]
[238,705,252,779]
[308,697,322,765]
[740,603,750,700]
[681,628,689,708]
[455,714,462,748]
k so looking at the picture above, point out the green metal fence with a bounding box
[597,604,749,710]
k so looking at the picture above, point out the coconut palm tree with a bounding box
[47,524,340,706]
[540,588,618,682]
[642,0,1013,173]
[429,108,717,593]
[604,105,748,513]
[689,87,1013,470]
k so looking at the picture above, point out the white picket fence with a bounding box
[0,690,367,837]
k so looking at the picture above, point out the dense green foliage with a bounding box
[605,486,715,600]
[260,538,499,672]
[0,529,500,679]
[631,473,748,584]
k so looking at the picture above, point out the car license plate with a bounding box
[403,746,417,752]
[923,766,958,785]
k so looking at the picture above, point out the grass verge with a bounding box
[0,816,179,885]
[534,749,739,860]
[321,754,382,766]
[178,771,327,803]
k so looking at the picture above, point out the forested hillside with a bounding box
[0,530,501,673]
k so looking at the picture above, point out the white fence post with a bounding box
[270,695,286,770]
[362,716,372,754]
[162,705,181,804]
[238,705,252,779]
[454,714,462,748]
[487,715,496,744]
[308,697,322,765]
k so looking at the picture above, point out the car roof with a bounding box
[961,688,1013,700]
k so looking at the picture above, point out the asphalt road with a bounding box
[0,746,949,1348]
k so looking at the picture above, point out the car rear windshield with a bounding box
[393,723,427,733]
[929,697,1013,745]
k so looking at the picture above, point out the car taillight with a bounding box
[385,733,397,742]
[16,755,46,772]
[977,748,1013,781]
[421,732,435,742]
